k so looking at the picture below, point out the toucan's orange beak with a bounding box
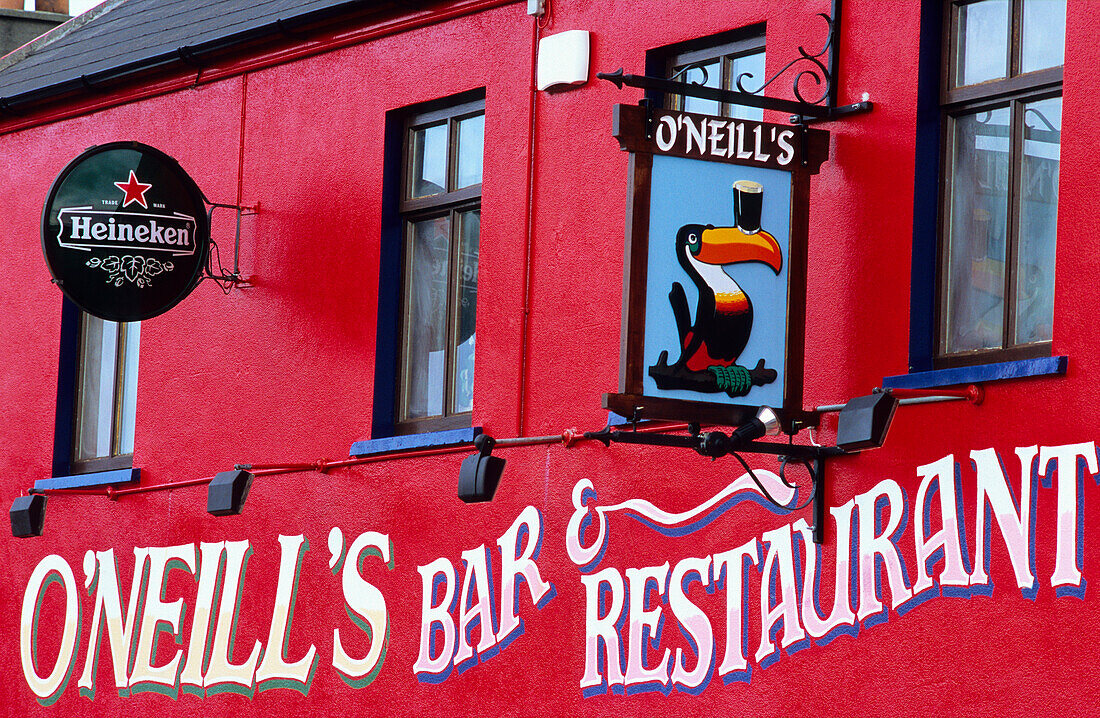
[696,227,783,273]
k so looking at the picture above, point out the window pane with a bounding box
[402,216,452,420]
[75,315,118,461]
[956,0,1009,87]
[451,210,479,414]
[117,322,140,455]
[1021,0,1066,74]
[455,114,484,190]
[1015,96,1061,345]
[729,51,765,122]
[944,107,1011,353]
[679,60,721,116]
[409,122,448,198]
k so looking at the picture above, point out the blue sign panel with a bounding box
[643,156,792,408]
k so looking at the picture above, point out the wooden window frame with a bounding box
[69,313,137,475]
[395,97,484,435]
[934,0,1063,368]
[667,35,766,114]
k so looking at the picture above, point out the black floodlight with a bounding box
[10,493,47,538]
[836,392,899,452]
[458,434,506,503]
[207,469,254,516]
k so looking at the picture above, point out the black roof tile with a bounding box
[0,0,399,109]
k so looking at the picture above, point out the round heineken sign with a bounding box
[41,142,210,322]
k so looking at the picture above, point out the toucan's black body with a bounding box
[671,223,754,369]
[648,221,783,396]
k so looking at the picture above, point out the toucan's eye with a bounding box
[688,233,698,244]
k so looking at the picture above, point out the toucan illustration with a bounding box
[649,220,783,396]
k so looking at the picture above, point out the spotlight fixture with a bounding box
[729,405,781,445]
[696,406,781,458]
[10,493,47,538]
[207,469,254,516]
[836,391,899,452]
[458,434,506,503]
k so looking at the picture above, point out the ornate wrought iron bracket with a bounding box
[202,201,256,291]
[596,0,872,127]
[583,422,847,543]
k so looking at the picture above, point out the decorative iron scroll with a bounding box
[597,0,872,125]
[734,13,832,106]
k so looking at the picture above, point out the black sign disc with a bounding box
[41,142,210,322]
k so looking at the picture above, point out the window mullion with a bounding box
[444,208,460,417]
[397,219,416,422]
[1004,99,1026,349]
[110,322,126,455]
[1009,0,1023,78]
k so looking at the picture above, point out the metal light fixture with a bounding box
[836,392,898,452]
[10,493,47,538]
[730,405,781,444]
[206,469,254,516]
[584,391,907,544]
[458,434,505,503]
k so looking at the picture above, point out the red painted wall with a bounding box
[3,1,1100,715]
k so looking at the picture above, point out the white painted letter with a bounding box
[913,455,972,596]
[580,568,626,693]
[203,540,262,695]
[757,524,805,663]
[793,499,857,640]
[1040,442,1098,594]
[856,479,913,620]
[129,544,197,695]
[497,506,552,645]
[332,531,391,687]
[713,537,760,679]
[624,563,671,688]
[669,556,713,691]
[414,557,457,680]
[970,447,1037,595]
[21,555,80,705]
[453,546,496,669]
[258,535,319,693]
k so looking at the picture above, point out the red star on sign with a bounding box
[113,170,153,208]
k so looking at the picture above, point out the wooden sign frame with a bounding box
[606,104,830,431]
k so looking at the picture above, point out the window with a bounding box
[393,96,484,434]
[653,27,766,121]
[70,312,140,473]
[937,0,1065,366]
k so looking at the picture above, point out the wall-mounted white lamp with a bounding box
[537,30,590,91]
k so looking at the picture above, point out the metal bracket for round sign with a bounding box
[40,141,211,322]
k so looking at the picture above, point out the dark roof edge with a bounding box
[0,0,395,113]
[0,0,126,75]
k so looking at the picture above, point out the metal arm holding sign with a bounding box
[202,200,256,292]
[597,0,872,126]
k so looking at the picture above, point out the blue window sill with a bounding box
[349,427,483,457]
[882,356,1067,390]
[35,467,140,490]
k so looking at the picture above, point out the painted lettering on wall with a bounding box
[17,442,1099,704]
[566,442,1099,697]
[413,506,555,683]
[18,506,555,705]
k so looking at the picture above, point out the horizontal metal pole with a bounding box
[597,70,830,118]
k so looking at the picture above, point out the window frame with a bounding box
[392,94,484,436]
[644,24,766,119]
[53,299,139,478]
[69,312,139,475]
[933,0,1064,368]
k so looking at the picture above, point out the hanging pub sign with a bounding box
[607,104,829,429]
[41,142,210,322]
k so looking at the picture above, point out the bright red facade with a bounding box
[2,1,1099,715]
